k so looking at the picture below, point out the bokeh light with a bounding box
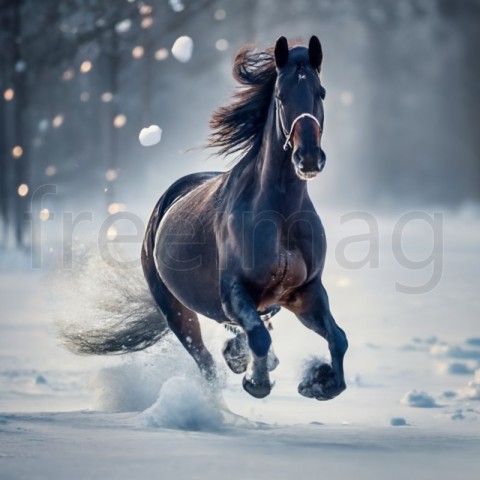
[52,114,64,128]
[215,39,229,51]
[101,92,113,103]
[141,17,154,29]
[17,184,29,196]
[106,226,118,240]
[108,203,127,214]
[214,9,226,20]
[105,169,118,182]
[139,4,153,15]
[12,146,23,158]
[340,90,354,106]
[155,48,169,61]
[39,208,50,221]
[4,88,14,101]
[45,165,57,177]
[62,69,74,81]
[113,114,127,128]
[132,46,145,59]
[80,60,92,73]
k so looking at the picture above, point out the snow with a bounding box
[431,344,480,361]
[1,210,480,478]
[401,390,440,408]
[171,35,193,63]
[459,369,480,400]
[390,417,408,426]
[115,19,132,34]
[169,0,185,13]
[465,338,480,347]
[138,124,162,147]
[143,377,224,431]
[445,362,475,376]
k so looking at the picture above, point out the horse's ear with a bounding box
[308,35,323,71]
[274,36,289,69]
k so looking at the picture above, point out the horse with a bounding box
[59,36,348,402]
[140,36,348,400]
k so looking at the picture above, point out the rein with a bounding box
[277,99,322,151]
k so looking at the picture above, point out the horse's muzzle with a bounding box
[293,148,326,180]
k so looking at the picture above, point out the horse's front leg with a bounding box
[294,280,348,401]
[220,277,273,398]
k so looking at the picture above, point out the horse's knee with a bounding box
[246,324,271,357]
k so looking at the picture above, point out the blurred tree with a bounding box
[0,0,29,248]
[438,0,480,202]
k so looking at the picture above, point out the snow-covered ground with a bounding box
[1,208,479,479]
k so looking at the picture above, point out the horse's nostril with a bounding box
[294,148,323,174]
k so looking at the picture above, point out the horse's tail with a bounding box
[53,245,169,355]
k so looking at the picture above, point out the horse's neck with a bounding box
[222,101,309,215]
[253,103,309,214]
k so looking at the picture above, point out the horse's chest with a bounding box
[257,248,307,309]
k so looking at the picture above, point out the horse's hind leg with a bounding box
[169,304,217,383]
[222,326,249,374]
[293,280,348,401]
[152,280,217,383]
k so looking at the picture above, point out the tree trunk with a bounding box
[12,0,29,248]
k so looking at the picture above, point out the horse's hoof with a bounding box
[242,375,273,399]
[222,335,249,374]
[298,363,346,401]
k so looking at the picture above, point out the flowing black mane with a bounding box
[208,44,278,160]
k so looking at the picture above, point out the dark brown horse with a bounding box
[61,36,348,402]
[140,36,347,400]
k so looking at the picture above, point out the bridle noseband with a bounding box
[277,99,322,151]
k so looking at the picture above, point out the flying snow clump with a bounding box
[115,19,132,34]
[171,36,193,63]
[169,0,185,12]
[139,125,162,147]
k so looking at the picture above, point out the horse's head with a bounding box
[274,36,326,181]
